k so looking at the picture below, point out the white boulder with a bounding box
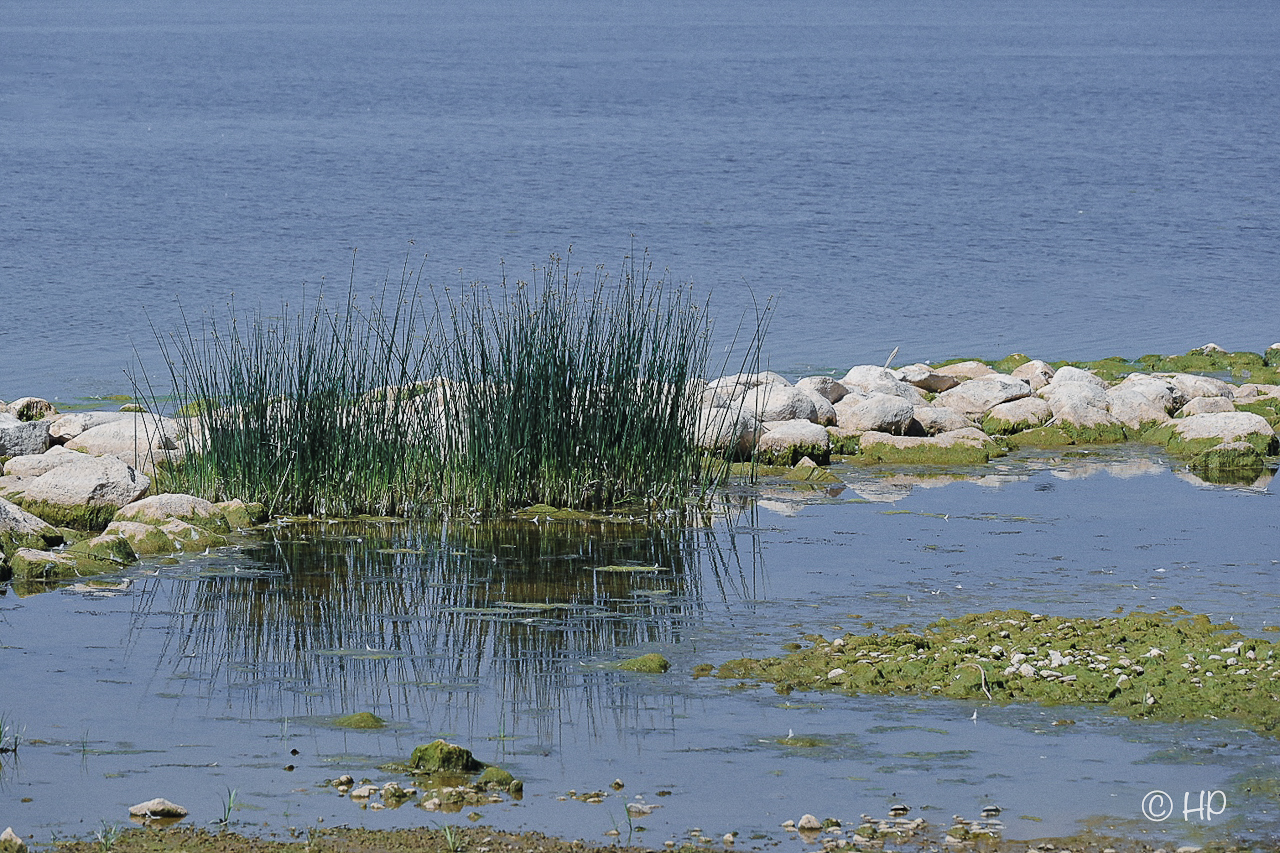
[48,411,134,442]
[0,413,50,457]
[934,377,1030,416]
[795,375,848,404]
[65,413,186,470]
[1050,366,1106,389]
[1169,412,1274,444]
[755,419,831,464]
[911,405,974,435]
[1176,396,1236,417]
[895,363,960,393]
[3,445,85,478]
[834,393,915,435]
[1010,359,1055,391]
[694,408,761,458]
[933,360,997,380]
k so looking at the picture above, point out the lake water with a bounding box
[2,1,1279,847]
[2,447,1278,846]
[2,0,1279,403]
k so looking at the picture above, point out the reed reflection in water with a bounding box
[139,515,763,751]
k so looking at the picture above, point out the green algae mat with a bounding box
[715,608,1280,736]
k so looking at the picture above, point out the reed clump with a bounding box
[150,251,762,517]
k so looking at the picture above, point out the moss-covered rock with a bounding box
[1144,414,1278,458]
[214,498,266,530]
[784,460,841,483]
[334,712,386,729]
[8,547,113,581]
[65,532,137,566]
[616,650,675,671]
[157,518,228,552]
[477,766,517,790]
[409,739,485,774]
[103,520,179,556]
[852,429,1005,466]
[989,353,1032,373]
[114,493,230,533]
[982,397,1052,435]
[617,653,671,673]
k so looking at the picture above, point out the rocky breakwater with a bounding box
[0,399,263,587]
[694,344,1280,480]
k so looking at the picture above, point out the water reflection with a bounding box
[139,516,763,747]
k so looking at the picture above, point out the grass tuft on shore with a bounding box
[146,250,765,518]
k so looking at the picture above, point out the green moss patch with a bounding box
[853,439,1003,466]
[715,609,1280,737]
[989,353,1032,373]
[1136,349,1279,384]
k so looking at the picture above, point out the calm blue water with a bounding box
[2,0,1279,403]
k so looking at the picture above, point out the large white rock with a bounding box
[911,405,974,435]
[1049,366,1106,389]
[795,375,848,404]
[0,826,25,852]
[1170,411,1274,443]
[755,419,831,462]
[985,396,1053,431]
[1106,388,1172,429]
[701,371,790,407]
[1158,372,1234,403]
[834,393,915,435]
[48,410,134,442]
[3,445,85,478]
[1040,380,1109,413]
[20,456,150,519]
[857,427,998,454]
[895,363,960,393]
[796,390,838,426]
[0,413,51,457]
[934,377,1030,415]
[1111,375,1178,413]
[838,365,926,404]
[933,360,997,380]
[1010,360,1055,391]
[114,493,221,526]
[0,496,61,544]
[738,384,819,423]
[64,414,186,470]
[1051,400,1122,429]
[1177,396,1236,417]
[694,407,762,458]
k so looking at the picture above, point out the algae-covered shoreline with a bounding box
[714,609,1280,737]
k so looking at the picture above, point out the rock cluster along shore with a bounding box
[695,344,1280,476]
[1,345,1277,585]
[0,401,260,586]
